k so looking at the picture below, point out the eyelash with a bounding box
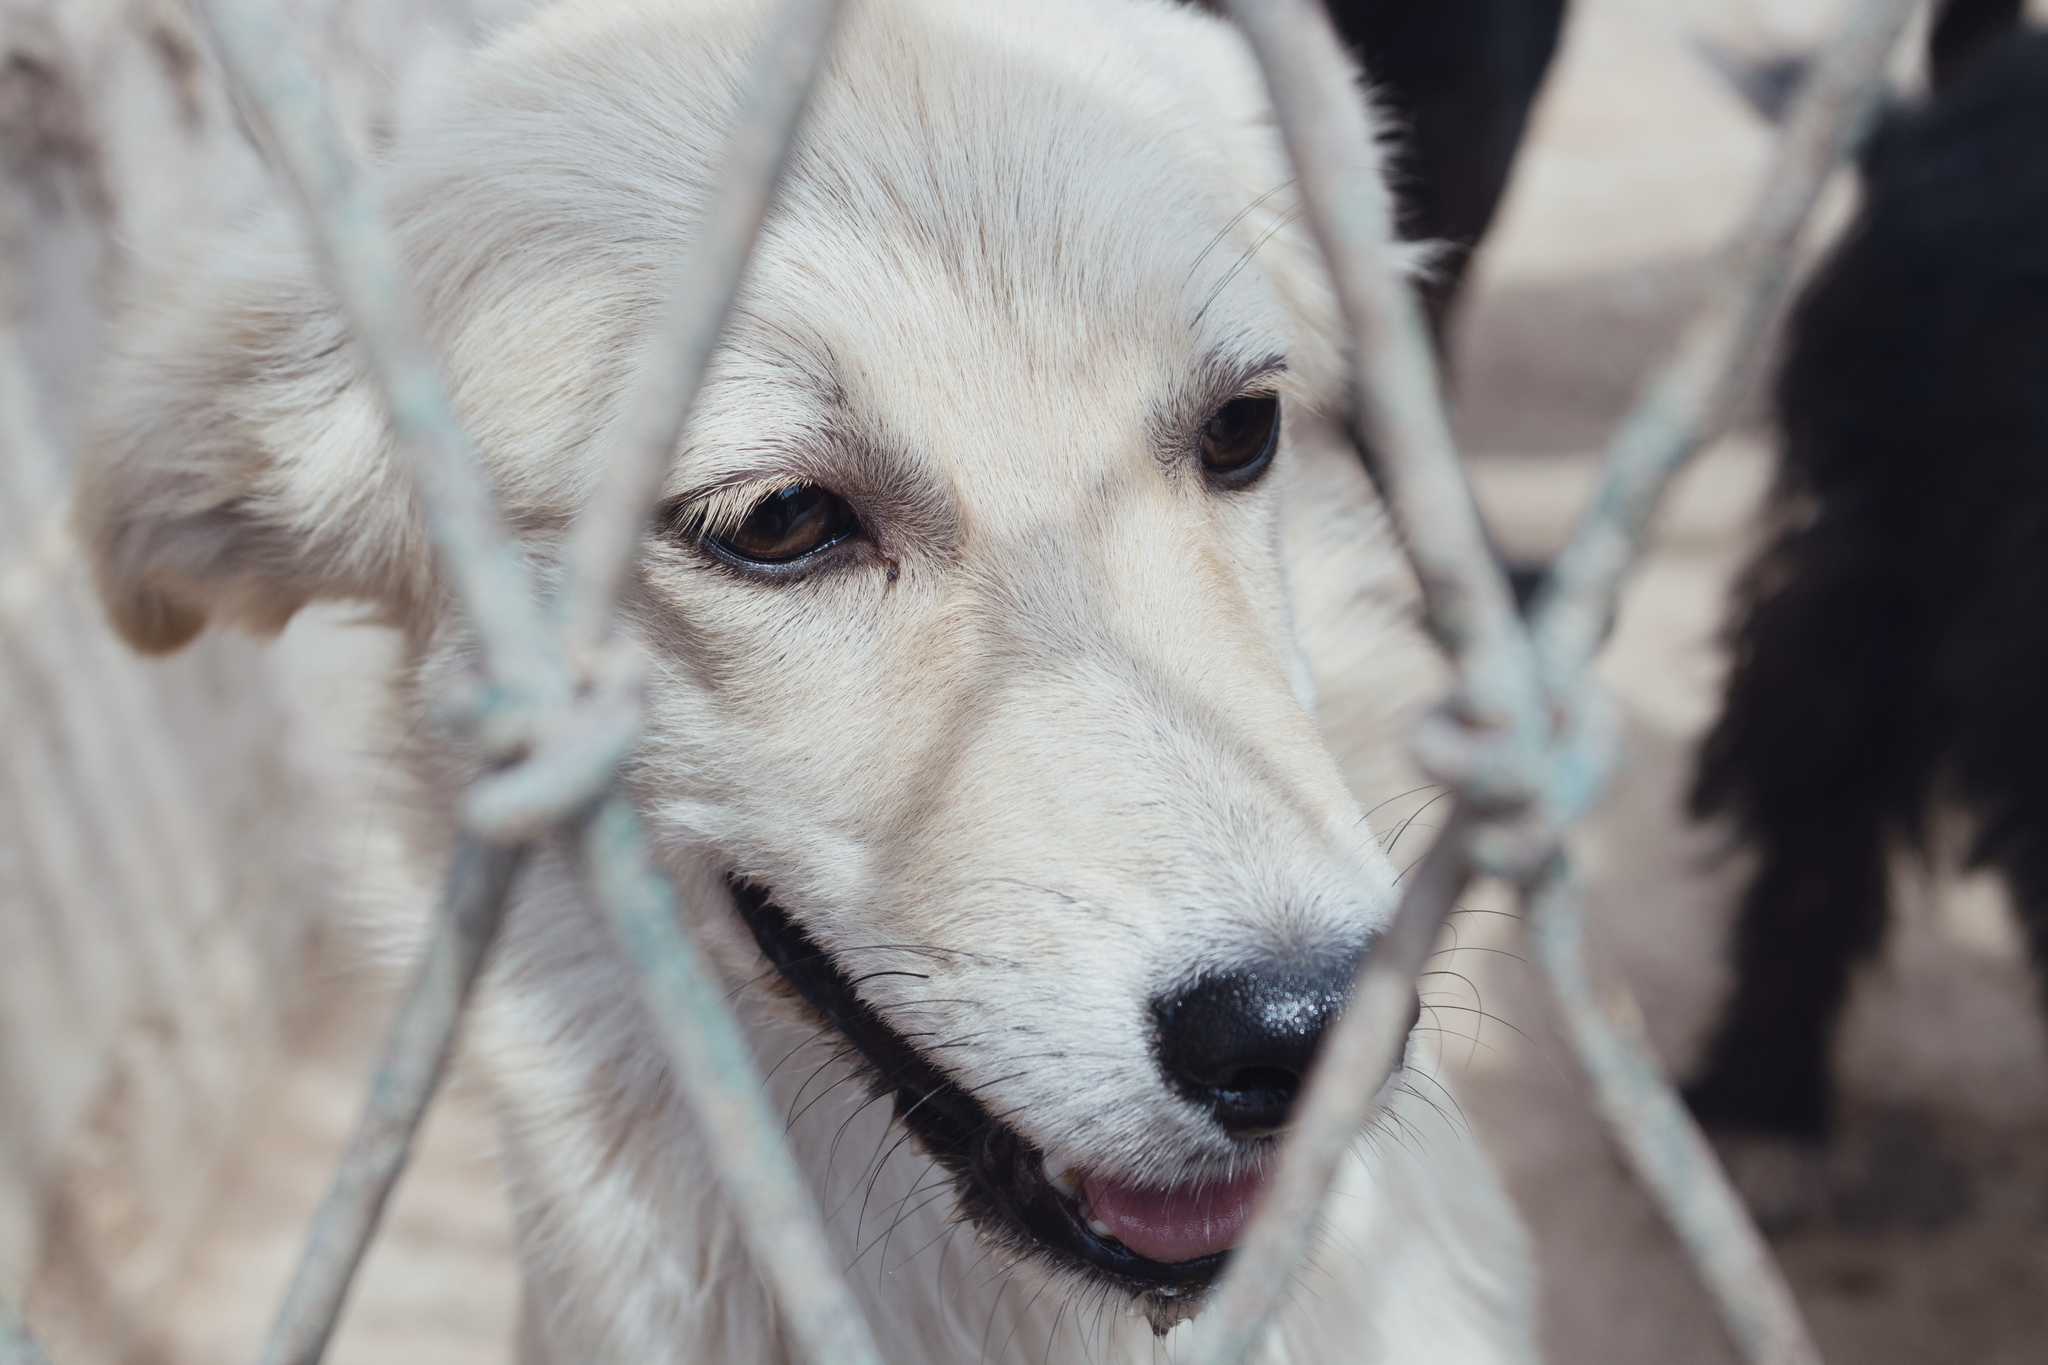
[667,487,868,581]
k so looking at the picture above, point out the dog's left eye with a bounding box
[1200,393,1280,488]
[705,484,861,565]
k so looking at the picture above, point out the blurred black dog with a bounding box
[1326,0,1568,339]
[1687,15,2048,1139]
[1198,0,1570,343]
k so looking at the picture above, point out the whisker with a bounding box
[1423,944,1528,964]
[761,1022,838,1086]
[993,1276,1055,1365]
[1182,176,1297,292]
[1191,205,1309,328]
[1398,1072,1473,1139]
[847,1176,955,1274]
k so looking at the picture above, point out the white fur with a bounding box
[78,0,1535,1360]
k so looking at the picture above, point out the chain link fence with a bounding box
[0,0,1921,1361]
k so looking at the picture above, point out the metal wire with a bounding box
[184,0,884,1362]
[581,794,885,1365]
[1191,0,1917,1362]
[0,1301,51,1365]
[556,0,848,665]
[1512,7,1916,1365]
[1527,863,1822,1365]
[1194,11,1533,1363]
[1530,0,1920,696]
[1187,810,1476,1365]
[259,840,525,1365]
[1188,14,1544,1359]
[1217,0,1549,802]
[190,0,569,726]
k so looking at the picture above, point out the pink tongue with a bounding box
[1081,1164,1270,1263]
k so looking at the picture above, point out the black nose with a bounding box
[1153,960,1357,1138]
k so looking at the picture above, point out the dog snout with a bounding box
[1153,957,1363,1139]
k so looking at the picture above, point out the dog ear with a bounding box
[78,216,432,654]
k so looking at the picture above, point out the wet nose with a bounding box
[1153,959,1358,1138]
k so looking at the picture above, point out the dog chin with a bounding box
[729,880,1273,1334]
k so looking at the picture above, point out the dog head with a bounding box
[81,0,1428,1324]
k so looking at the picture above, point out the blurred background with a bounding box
[3,0,2046,1361]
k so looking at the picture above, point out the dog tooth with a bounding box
[1074,1192,1119,1245]
[1041,1155,1080,1197]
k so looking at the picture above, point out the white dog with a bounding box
[79,0,1535,1359]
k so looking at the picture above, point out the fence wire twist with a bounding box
[1,0,1918,1361]
[190,0,877,1363]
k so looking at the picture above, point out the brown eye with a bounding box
[1200,392,1280,487]
[704,484,861,566]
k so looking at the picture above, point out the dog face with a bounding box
[82,0,1415,1322]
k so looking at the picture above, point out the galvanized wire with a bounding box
[1190,0,1551,1354]
[1193,0,1917,1362]
[258,839,524,1365]
[1512,7,1915,1365]
[1527,863,1822,1365]
[1529,0,1920,697]
[190,0,569,726]
[0,1301,51,1365]
[556,0,848,666]
[581,794,885,1365]
[1188,809,1476,1365]
[186,0,884,1362]
[1217,0,1549,802]
[1187,14,1548,1356]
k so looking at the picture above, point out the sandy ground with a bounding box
[145,953,518,1365]
[144,0,2048,1360]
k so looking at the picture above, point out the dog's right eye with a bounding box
[702,483,861,566]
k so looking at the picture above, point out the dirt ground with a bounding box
[144,0,2048,1361]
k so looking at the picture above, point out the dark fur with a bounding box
[1687,29,2048,1139]
[1326,0,1568,340]
[1196,0,1569,344]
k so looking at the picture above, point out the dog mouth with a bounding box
[731,880,1268,1327]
